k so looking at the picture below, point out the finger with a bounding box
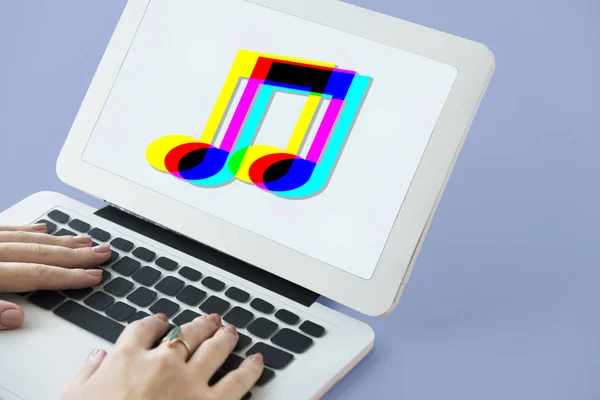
[210,354,264,400]
[0,231,93,249]
[0,263,103,292]
[0,243,111,267]
[117,313,169,350]
[0,224,47,233]
[189,323,239,380]
[0,300,24,331]
[158,314,222,360]
[69,348,107,386]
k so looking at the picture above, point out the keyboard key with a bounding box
[29,291,65,310]
[246,343,293,369]
[89,228,110,242]
[68,219,90,233]
[209,370,226,386]
[149,298,180,318]
[199,296,230,315]
[84,292,115,311]
[132,247,155,262]
[155,276,184,296]
[155,256,178,271]
[101,250,119,267]
[128,311,149,324]
[224,307,254,328]
[105,302,136,322]
[104,277,134,297]
[111,237,134,252]
[202,276,225,292]
[299,321,325,338]
[178,266,202,282]
[132,266,161,286]
[48,209,69,223]
[216,353,275,387]
[99,270,112,285]
[250,298,274,314]
[247,318,278,339]
[225,287,250,303]
[256,368,276,386]
[176,286,206,306]
[275,309,299,325]
[234,333,252,352]
[112,256,140,276]
[173,310,201,325]
[271,329,313,353]
[54,228,76,237]
[54,300,124,343]
[63,287,93,300]
[36,219,57,234]
[127,287,157,307]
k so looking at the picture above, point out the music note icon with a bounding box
[146,50,372,199]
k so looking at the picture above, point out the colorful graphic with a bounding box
[146,50,372,198]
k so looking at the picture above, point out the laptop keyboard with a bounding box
[23,208,327,399]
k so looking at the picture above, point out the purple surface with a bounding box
[0,1,599,399]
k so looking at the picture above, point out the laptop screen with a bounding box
[82,0,457,279]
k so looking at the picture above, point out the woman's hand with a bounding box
[0,224,111,330]
[63,313,264,400]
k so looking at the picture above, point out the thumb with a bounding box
[0,300,24,330]
[69,348,107,387]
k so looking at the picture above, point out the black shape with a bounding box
[225,287,250,303]
[149,298,180,318]
[111,256,140,276]
[105,302,136,322]
[178,148,209,172]
[299,321,325,338]
[29,291,65,310]
[155,276,185,296]
[172,310,201,326]
[36,219,57,234]
[223,307,254,328]
[110,237,134,252]
[274,309,299,325]
[246,318,278,339]
[54,300,125,343]
[128,311,149,324]
[176,286,206,306]
[256,368,275,386]
[63,287,93,300]
[54,228,75,237]
[265,61,333,94]
[99,270,112,285]
[132,266,161,286]
[127,287,157,307]
[262,158,294,184]
[68,219,90,233]
[132,247,156,262]
[178,266,202,282]
[235,333,252,352]
[101,250,119,267]
[271,328,313,353]
[104,277,134,297]
[47,210,69,223]
[202,276,225,292]
[199,296,230,315]
[84,292,115,311]
[156,256,178,271]
[89,228,111,242]
[250,298,274,314]
[95,206,319,307]
[246,343,294,370]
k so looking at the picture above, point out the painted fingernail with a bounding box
[87,348,105,361]
[73,235,92,244]
[93,244,110,253]
[0,309,24,328]
[32,223,47,232]
[155,313,168,322]
[249,353,263,365]
[85,269,104,276]
[224,324,237,334]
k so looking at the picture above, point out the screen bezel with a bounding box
[57,0,495,316]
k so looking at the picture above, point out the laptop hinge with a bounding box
[95,205,320,307]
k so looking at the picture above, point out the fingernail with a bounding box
[155,313,168,322]
[93,244,110,253]
[85,269,104,276]
[32,223,47,232]
[87,348,105,361]
[249,353,263,365]
[73,235,92,244]
[0,309,24,329]
[209,314,222,325]
[224,324,237,334]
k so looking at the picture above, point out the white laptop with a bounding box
[0,0,494,399]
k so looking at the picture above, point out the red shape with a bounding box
[250,58,273,80]
[249,153,297,187]
[164,142,210,174]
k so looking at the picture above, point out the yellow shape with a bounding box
[146,134,199,171]
[286,94,322,154]
[233,145,283,183]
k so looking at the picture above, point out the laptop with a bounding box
[0,0,494,399]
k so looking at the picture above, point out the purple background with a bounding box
[0,1,598,399]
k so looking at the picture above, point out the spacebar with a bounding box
[54,300,125,344]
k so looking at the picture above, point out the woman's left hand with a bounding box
[0,224,111,330]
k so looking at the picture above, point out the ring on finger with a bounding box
[161,326,192,359]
